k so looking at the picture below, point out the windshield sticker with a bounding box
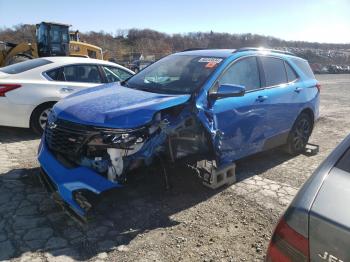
[198,58,223,63]
[205,61,219,68]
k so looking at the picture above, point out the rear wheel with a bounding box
[285,113,313,155]
[30,103,55,135]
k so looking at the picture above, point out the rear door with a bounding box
[209,56,269,165]
[45,64,103,96]
[309,148,350,261]
[257,56,301,148]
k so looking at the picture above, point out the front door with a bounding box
[208,56,269,166]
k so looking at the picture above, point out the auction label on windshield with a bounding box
[198,58,223,63]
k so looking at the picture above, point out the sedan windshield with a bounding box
[125,55,223,94]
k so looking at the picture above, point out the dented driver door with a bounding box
[208,56,268,166]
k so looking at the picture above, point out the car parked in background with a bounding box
[0,57,134,134]
[38,48,320,219]
[266,134,350,262]
[129,59,153,72]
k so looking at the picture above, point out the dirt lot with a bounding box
[0,74,349,262]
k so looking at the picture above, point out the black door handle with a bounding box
[256,95,268,102]
[294,87,303,93]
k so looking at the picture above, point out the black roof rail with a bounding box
[182,48,208,52]
[234,47,295,56]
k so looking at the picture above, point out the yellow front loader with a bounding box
[0,22,104,67]
[69,31,103,60]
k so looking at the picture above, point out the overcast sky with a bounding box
[1,0,349,44]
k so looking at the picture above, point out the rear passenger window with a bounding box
[260,57,287,87]
[63,65,102,83]
[285,62,298,82]
[220,56,260,91]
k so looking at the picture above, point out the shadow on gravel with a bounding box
[0,127,40,143]
[236,148,301,182]
[0,146,307,260]
[0,165,220,261]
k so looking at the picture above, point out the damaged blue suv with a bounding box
[38,48,320,219]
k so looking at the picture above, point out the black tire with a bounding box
[5,55,31,66]
[285,112,313,155]
[30,103,55,135]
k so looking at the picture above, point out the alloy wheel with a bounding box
[38,108,51,130]
[292,118,311,151]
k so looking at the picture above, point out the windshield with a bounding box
[125,55,223,94]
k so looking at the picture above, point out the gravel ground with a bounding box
[0,74,349,262]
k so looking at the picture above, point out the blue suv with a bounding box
[38,48,320,219]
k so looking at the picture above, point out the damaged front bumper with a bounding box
[37,104,217,220]
[38,140,121,220]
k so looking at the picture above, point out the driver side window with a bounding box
[220,56,260,91]
[102,66,133,82]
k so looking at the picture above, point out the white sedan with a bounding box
[0,57,134,134]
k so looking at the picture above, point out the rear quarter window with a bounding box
[46,67,65,81]
[336,148,350,173]
[291,58,315,79]
[0,59,52,74]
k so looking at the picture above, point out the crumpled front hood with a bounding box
[53,83,191,129]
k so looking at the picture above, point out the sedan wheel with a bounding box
[38,108,51,130]
[30,103,55,135]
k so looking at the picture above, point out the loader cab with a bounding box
[69,31,80,42]
[36,22,70,57]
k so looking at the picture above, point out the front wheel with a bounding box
[30,103,55,135]
[285,113,313,155]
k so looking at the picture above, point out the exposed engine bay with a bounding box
[45,104,213,185]
[41,101,238,221]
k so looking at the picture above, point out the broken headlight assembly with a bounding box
[81,118,167,183]
[80,130,148,183]
[101,132,147,149]
[52,111,170,185]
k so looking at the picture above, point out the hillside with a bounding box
[1,24,350,68]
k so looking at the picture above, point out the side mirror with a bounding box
[209,84,245,99]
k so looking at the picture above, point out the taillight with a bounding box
[266,218,309,262]
[0,84,21,97]
[316,83,321,92]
